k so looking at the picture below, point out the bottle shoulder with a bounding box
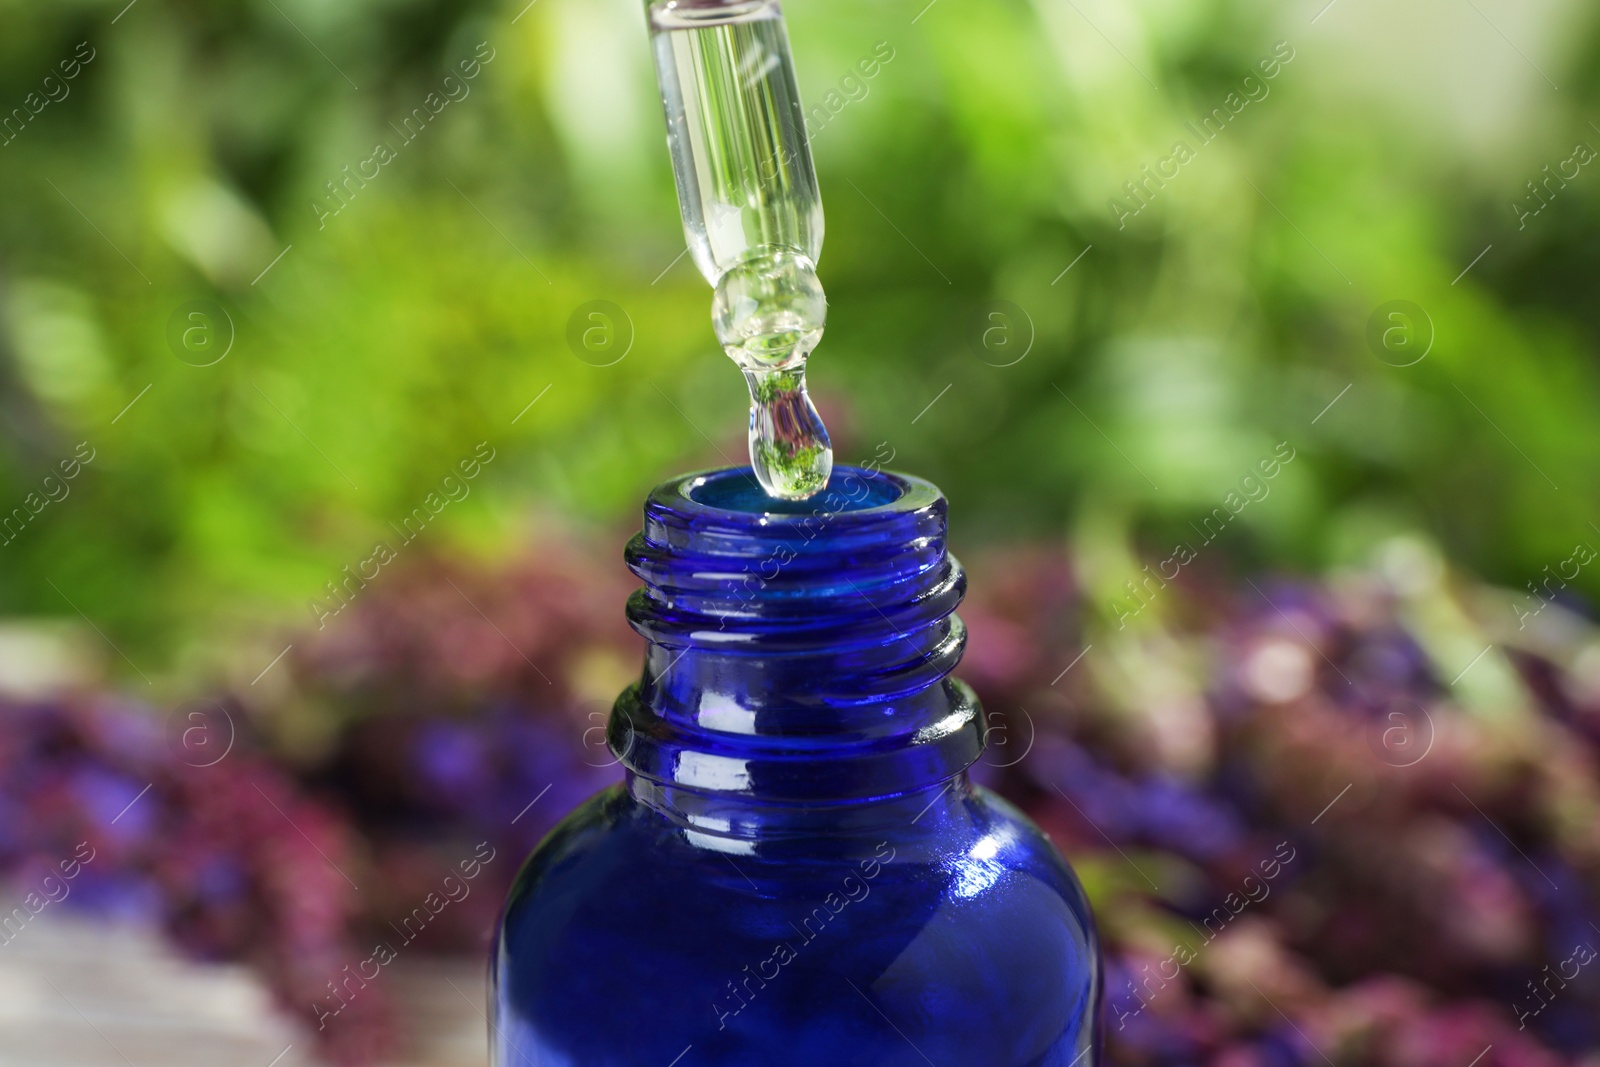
[497,783,1098,974]
[494,782,1099,1065]
[502,782,1092,920]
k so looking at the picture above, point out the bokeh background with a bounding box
[4,0,1600,1063]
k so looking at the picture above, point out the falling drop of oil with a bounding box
[741,365,831,499]
[713,248,832,499]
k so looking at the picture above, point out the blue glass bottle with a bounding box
[492,466,1101,1065]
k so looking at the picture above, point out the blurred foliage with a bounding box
[1,0,1599,682]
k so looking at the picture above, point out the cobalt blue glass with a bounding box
[492,466,1102,1065]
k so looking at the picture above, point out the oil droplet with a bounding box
[742,365,831,499]
[713,248,832,500]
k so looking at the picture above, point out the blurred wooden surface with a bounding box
[0,910,490,1067]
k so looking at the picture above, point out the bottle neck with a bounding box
[609,466,986,816]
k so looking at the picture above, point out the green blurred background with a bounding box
[1,0,1597,689]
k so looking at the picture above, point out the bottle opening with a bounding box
[684,467,905,515]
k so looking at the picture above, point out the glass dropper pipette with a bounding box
[646,0,833,500]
